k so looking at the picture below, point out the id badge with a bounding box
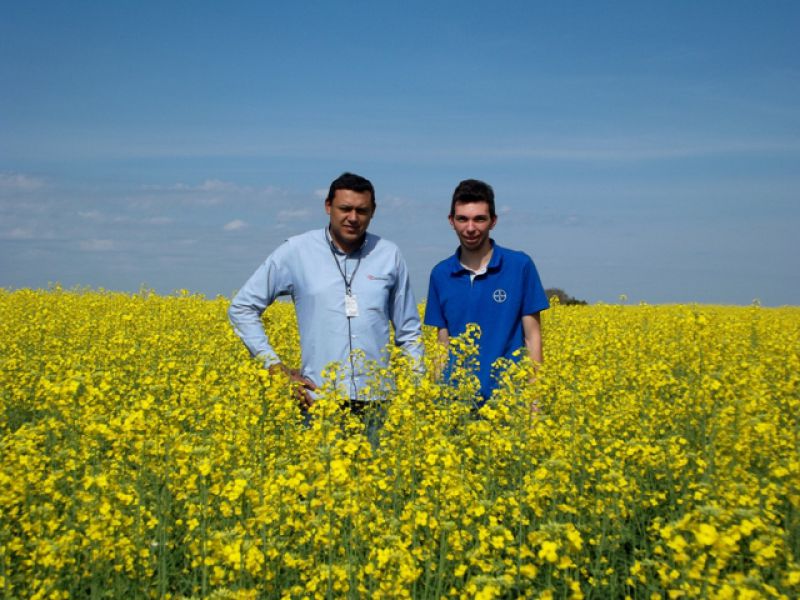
[345,293,360,317]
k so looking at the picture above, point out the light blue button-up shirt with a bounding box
[229,228,422,400]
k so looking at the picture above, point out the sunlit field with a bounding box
[1,288,798,599]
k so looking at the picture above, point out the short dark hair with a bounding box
[450,179,495,218]
[326,172,376,207]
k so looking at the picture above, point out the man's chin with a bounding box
[340,231,366,248]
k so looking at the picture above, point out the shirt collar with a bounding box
[448,239,501,274]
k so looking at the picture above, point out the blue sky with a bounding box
[1,1,798,305]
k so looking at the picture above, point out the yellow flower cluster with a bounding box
[1,287,798,599]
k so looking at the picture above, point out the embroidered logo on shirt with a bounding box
[367,274,390,281]
[493,289,507,303]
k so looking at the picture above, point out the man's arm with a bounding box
[520,254,548,371]
[228,257,284,367]
[433,327,449,380]
[522,312,543,366]
[389,252,423,363]
[229,247,316,407]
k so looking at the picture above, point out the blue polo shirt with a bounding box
[424,241,549,402]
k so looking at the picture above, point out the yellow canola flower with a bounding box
[695,523,719,546]
[1,289,799,598]
[538,541,559,563]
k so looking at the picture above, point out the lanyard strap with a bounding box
[326,228,362,295]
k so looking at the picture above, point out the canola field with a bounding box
[1,287,799,600]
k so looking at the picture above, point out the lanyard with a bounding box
[326,228,363,295]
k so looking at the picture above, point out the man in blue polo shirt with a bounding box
[424,179,549,407]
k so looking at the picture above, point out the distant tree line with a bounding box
[545,288,588,306]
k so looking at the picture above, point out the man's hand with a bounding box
[269,363,317,410]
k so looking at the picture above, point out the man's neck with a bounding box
[459,241,493,272]
[333,239,359,254]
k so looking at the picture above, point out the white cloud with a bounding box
[277,209,311,220]
[79,239,114,252]
[1,224,56,240]
[0,173,45,192]
[313,188,327,199]
[223,219,247,231]
[77,210,172,226]
[136,179,291,209]
[197,179,241,192]
[382,195,416,210]
[143,179,248,193]
[5,227,36,240]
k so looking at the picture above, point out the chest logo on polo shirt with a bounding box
[493,289,507,303]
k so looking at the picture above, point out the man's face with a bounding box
[449,201,496,252]
[326,189,375,252]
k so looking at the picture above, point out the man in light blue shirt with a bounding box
[229,172,422,409]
